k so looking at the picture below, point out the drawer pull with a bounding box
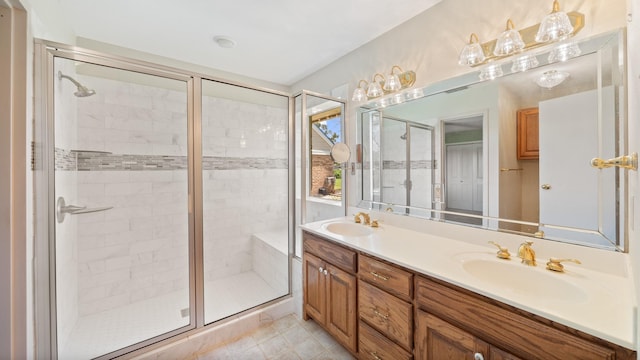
[370,271,389,281]
[474,352,485,360]
[373,308,390,320]
[370,351,383,360]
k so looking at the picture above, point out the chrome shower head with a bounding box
[58,71,96,97]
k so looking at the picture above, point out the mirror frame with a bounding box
[356,29,628,252]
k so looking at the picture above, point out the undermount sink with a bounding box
[323,222,373,237]
[461,258,588,303]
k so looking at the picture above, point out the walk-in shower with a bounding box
[36,42,291,359]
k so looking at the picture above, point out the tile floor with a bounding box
[196,314,356,360]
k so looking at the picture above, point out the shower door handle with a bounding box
[56,196,113,223]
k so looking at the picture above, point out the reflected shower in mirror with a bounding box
[358,29,626,251]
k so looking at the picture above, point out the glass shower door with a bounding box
[201,79,290,324]
[52,57,192,359]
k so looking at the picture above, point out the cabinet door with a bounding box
[326,263,357,353]
[491,346,523,360]
[303,252,326,323]
[415,310,489,360]
[517,108,539,160]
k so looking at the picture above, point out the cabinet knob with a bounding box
[318,267,323,273]
[323,269,328,275]
[541,184,551,190]
[473,353,485,360]
[370,351,382,360]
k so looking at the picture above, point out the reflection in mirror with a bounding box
[330,143,351,163]
[442,116,484,226]
[310,106,344,202]
[358,30,626,251]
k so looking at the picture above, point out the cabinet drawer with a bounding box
[303,232,356,273]
[359,254,412,299]
[359,281,413,350]
[359,322,412,360]
[415,276,618,360]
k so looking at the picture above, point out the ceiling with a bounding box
[59,0,442,86]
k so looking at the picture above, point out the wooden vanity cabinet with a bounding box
[302,231,636,359]
[358,253,414,357]
[303,232,357,354]
[414,275,635,360]
[517,107,539,160]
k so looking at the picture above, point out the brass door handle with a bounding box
[541,184,551,190]
[590,152,638,170]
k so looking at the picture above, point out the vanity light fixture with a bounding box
[548,42,582,63]
[351,65,417,102]
[457,1,583,68]
[366,74,385,98]
[479,63,504,81]
[351,80,368,101]
[383,66,404,92]
[511,54,540,73]
[458,33,486,66]
[535,0,574,43]
[535,70,570,88]
[493,19,525,56]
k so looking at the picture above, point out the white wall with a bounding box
[626,0,640,354]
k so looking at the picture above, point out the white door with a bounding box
[539,88,615,244]
[446,142,482,211]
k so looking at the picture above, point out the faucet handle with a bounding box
[354,214,362,223]
[546,258,581,272]
[488,241,511,260]
[371,220,379,228]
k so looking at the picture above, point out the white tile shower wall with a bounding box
[75,75,188,156]
[54,59,80,348]
[76,170,190,316]
[74,75,190,316]
[201,95,288,282]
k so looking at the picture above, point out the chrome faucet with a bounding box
[517,241,536,266]
[354,212,371,226]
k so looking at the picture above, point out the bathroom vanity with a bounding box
[301,217,636,360]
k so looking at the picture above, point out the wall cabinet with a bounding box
[517,107,539,160]
[303,233,357,354]
[302,231,636,359]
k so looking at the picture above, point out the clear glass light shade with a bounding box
[405,88,424,100]
[390,93,406,105]
[511,54,540,73]
[548,42,581,63]
[535,70,570,88]
[535,2,574,43]
[479,63,504,81]
[366,81,384,98]
[459,42,486,66]
[351,87,367,101]
[459,34,485,66]
[493,27,525,56]
[383,73,402,91]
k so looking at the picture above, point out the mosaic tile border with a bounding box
[55,148,287,171]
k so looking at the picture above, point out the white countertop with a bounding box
[300,215,637,350]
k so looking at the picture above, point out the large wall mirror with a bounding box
[358,29,627,251]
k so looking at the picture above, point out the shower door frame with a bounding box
[379,115,435,213]
[34,39,295,360]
